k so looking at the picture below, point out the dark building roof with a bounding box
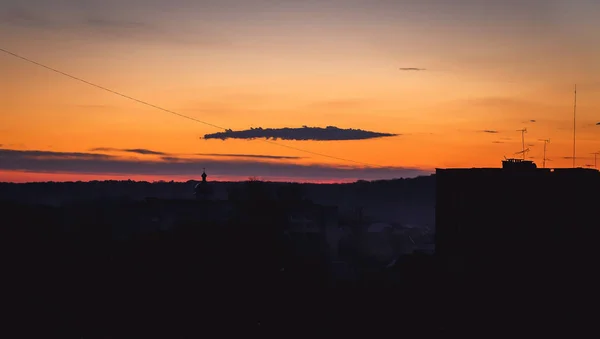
[435,160,600,281]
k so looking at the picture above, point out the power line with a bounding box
[1,47,383,168]
[1,48,227,130]
[260,139,380,167]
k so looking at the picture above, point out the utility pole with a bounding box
[573,85,577,168]
[592,152,599,169]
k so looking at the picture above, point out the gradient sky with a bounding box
[1,0,599,182]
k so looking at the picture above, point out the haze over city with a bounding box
[2,0,599,182]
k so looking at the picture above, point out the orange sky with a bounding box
[1,1,599,182]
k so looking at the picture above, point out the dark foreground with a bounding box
[2,196,590,337]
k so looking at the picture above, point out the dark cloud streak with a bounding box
[89,147,303,159]
[399,68,426,71]
[195,153,303,160]
[203,126,398,141]
[0,148,427,180]
[0,148,114,160]
[89,148,167,155]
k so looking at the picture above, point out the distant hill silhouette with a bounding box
[0,174,435,209]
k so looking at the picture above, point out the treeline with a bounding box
[0,175,436,206]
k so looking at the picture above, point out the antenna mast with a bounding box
[542,139,550,169]
[573,85,577,168]
[517,128,527,160]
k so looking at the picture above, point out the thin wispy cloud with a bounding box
[399,68,426,71]
[492,141,504,144]
[160,156,182,162]
[481,130,499,134]
[89,148,167,156]
[0,5,223,46]
[203,126,398,141]
[195,153,303,160]
[596,122,600,125]
[89,148,303,160]
[0,148,428,181]
[522,119,537,124]
[1,6,152,33]
[0,148,114,160]
[1,7,51,28]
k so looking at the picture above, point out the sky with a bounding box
[1,0,599,182]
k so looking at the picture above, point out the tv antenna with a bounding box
[516,128,527,160]
[573,85,577,168]
[539,139,550,168]
[592,152,599,169]
[514,148,530,159]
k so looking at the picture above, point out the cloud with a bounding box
[124,149,167,155]
[399,68,426,71]
[89,148,167,156]
[1,7,53,28]
[522,119,537,124]
[90,148,303,159]
[0,148,114,161]
[0,148,428,181]
[491,141,504,144]
[203,126,398,141]
[481,130,499,134]
[195,153,303,160]
[596,122,600,125]
[1,6,153,35]
[159,156,182,162]
[0,5,223,46]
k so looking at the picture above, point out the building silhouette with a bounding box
[194,169,213,200]
[435,159,600,284]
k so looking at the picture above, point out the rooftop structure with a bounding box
[501,158,537,170]
[435,160,599,282]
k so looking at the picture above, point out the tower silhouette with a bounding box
[195,168,212,200]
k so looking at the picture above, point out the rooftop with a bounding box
[436,160,599,175]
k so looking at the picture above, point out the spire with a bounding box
[195,168,212,200]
